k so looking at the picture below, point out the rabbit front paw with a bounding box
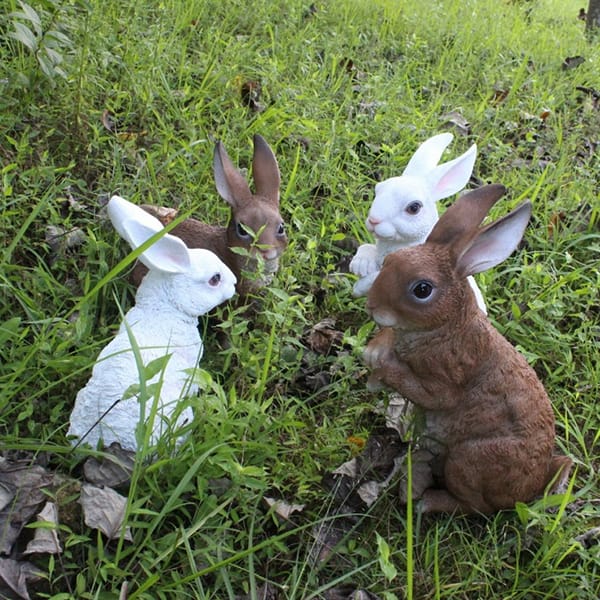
[350,243,378,277]
[352,271,379,297]
[363,327,396,370]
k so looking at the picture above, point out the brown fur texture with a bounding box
[363,184,571,514]
[131,135,287,297]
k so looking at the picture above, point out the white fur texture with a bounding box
[68,196,236,451]
[349,133,485,312]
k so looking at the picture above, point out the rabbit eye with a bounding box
[406,201,423,215]
[236,221,252,240]
[411,280,434,300]
[208,273,221,286]
[277,222,285,236]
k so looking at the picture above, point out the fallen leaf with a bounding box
[303,370,331,391]
[240,80,264,112]
[0,459,53,555]
[83,443,135,488]
[439,110,470,135]
[303,3,318,18]
[24,501,62,555]
[575,526,600,549]
[303,318,343,355]
[79,484,133,541]
[575,85,600,110]
[101,109,116,132]
[264,497,305,520]
[490,88,509,104]
[45,225,86,257]
[331,429,407,507]
[354,139,382,156]
[323,586,381,600]
[100,110,148,142]
[547,210,567,236]
[378,392,414,437]
[562,55,585,70]
[0,558,43,600]
[0,481,15,512]
[310,513,358,565]
[140,205,180,226]
[346,435,366,452]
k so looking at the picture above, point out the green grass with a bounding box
[1,0,599,597]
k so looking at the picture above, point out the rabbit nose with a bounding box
[367,216,381,226]
[260,247,277,260]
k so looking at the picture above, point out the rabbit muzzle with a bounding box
[366,298,399,328]
[371,309,399,328]
[260,246,280,261]
[365,215,381,232]
[366,219,397,240]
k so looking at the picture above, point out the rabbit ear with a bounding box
[403,132,454,177]
[456,201,531,277]
[427,143,477,202]
[107,196,191,273]
[120,219,192,273]
[252,134,280,204]
[427,184,507,247]
[213,140,253,207]
[107,195,165,242]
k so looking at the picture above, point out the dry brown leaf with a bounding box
[24,501,62,555]
[323,587,381,600]
[0,459,53,555]
[547,211,567,236]
[140,205,179,225]
[45,225,86,257]
[304,318,343,355]
[83,443,135,488]
[0,558,44,600]
[562,55,585,70]
[0,481,15,512]
[440,110,470,136]
[79,484,133,541]
[490,88,509,104]
[576,526,600,549]
[240,80,264,112]
[101,109,116,132]
[264,497,305,520]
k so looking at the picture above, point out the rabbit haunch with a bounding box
[132,134,287,297]
[67,195,236,451]
[363,184,572,514]
[349,132,486,313]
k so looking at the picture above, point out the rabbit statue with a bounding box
[67,195,237,451]
[350,133,486,312]
[363,184,572,514]
[132,134,286,298]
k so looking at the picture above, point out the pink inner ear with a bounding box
[122,219,191,273]
[456,202,531,277]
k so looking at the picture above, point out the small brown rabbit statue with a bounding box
[132,134,286,296]
[363,184,572,514]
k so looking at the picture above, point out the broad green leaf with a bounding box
[16,1,43,37]
[9,22,38,51]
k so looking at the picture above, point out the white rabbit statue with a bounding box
[350,133,486,312]
[67,195,237,451]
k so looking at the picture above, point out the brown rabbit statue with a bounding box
[132,134,286,297]
[363,183,572,514]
